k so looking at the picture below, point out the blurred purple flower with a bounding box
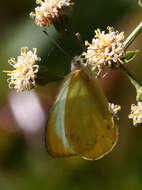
[9,91,46,133]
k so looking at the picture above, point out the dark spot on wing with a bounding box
[112,141,115,145]
[69,134,80,141]
[76,136,80,141]
[70,134,74,139]
[107,125,111,130]
[94,140,97,144]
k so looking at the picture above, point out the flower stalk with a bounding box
[123,21,142,49]
[120,65,140,90]
[120,65,142,102]
[119,21,142,101]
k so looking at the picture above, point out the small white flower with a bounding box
[4,47,41,92]
[108,102,121,116]
[30,0,72,27]
[83,27,125,74]
[129,102,142,126]
[138,0,142,7]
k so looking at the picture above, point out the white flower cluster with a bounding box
[108,103,121,116]
[129,102,142,126]
[84,27,125,73]
[30,0,71,27]
[5,47,41,92]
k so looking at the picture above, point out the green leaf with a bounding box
[122,50,139,63]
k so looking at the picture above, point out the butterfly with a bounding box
[45,56,118,160]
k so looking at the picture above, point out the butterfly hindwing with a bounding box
[65,70,118,160]
[46,69,118,160]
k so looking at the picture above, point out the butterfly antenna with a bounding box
[43,30,70,58]
[45,46,54,63]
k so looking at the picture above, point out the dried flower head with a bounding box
[30,0,72,27]
[108,103,121,116]
[83,27,125,74]
[4,47,41,92]
[129,102,142,126]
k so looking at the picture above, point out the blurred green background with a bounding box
[1,0,142,190]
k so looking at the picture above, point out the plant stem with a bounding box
[120,65,142,102]
[120,65,141,90]
[120,21,142,92]
[123,21,142,49]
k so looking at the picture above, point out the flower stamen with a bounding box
[129,102,142,126]
[30,0,72,27]
[83,27,125,74]
[4,47,41,92]
[108,103,121,116]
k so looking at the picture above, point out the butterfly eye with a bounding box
[71,56,81,71]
